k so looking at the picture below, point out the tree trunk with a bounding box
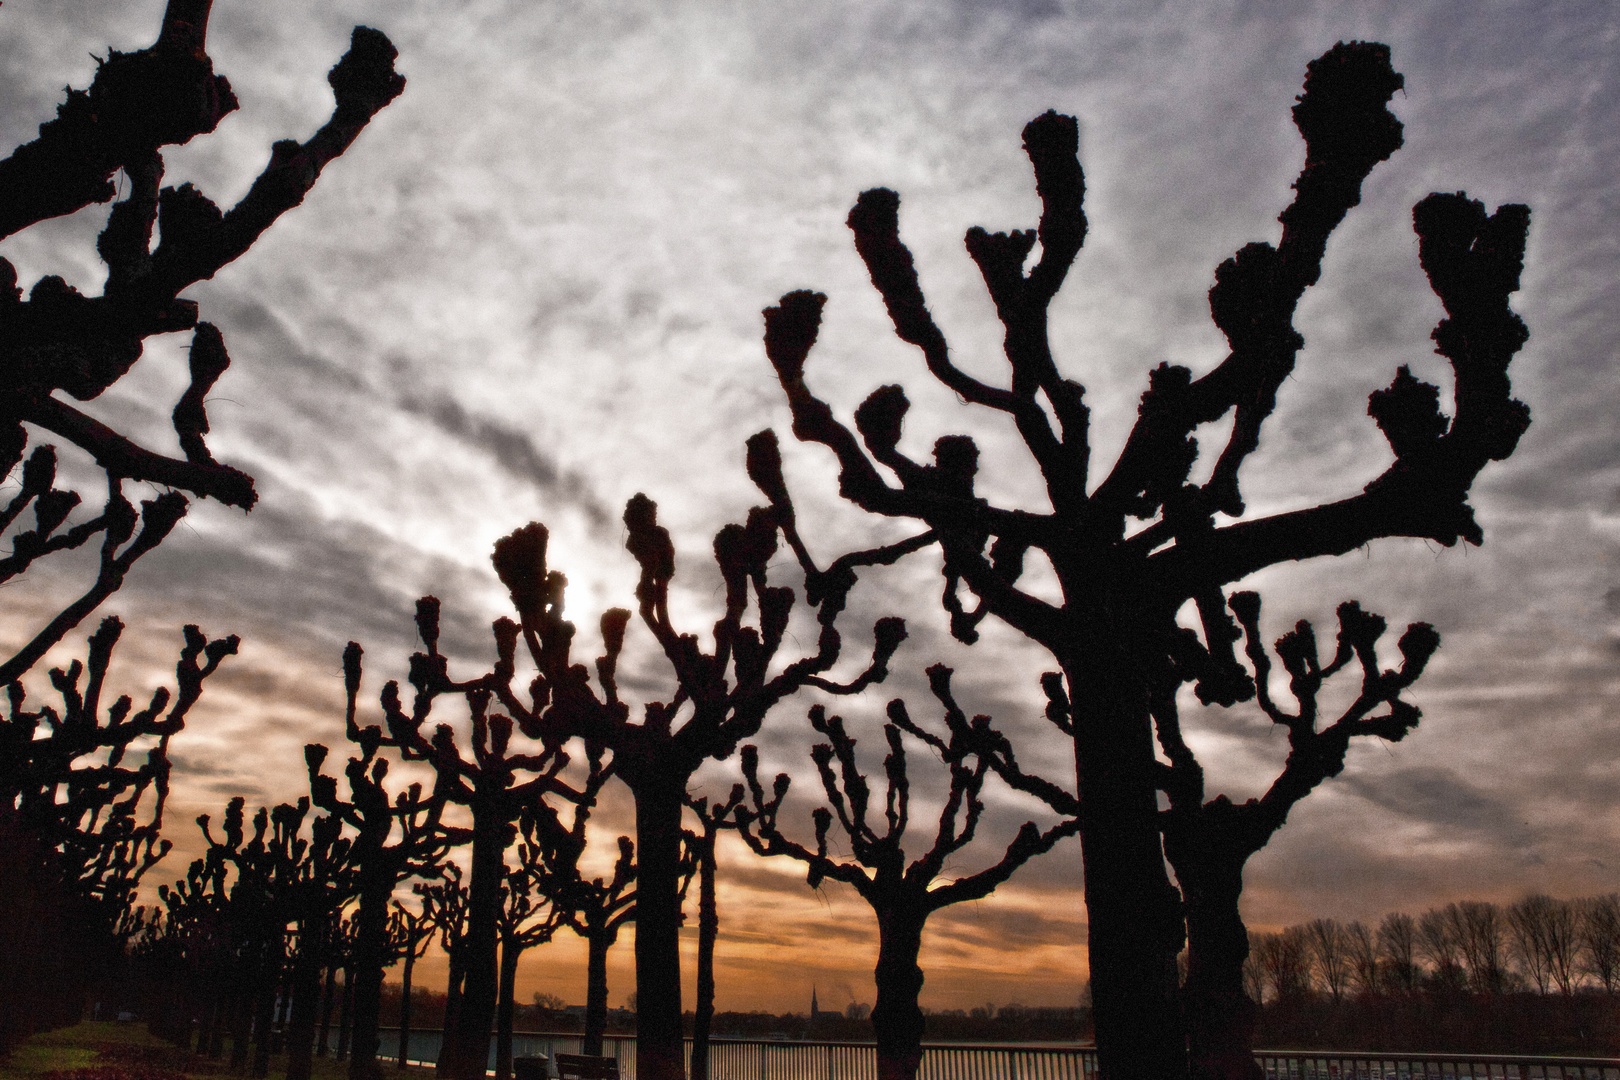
[496,936,524,1080]
[318,963,337,1057]
[397,952,416,1071]
[349,873,394,1080]
[584,926,613,1056]
[204,990,226,1062]
[156,964,193,1049]
[691,830,719,1080]
[337,964,355,1060]
[205,985,227,1058]
[1067,655,1188,1080]
[286,918,327,1080]
[871,910,927,1080]
[448,814,507,1080]
[250,973,276,1079]
[273,990,289,1054]
[228,967,253,1069]
[633,780,685,1080]
[1173,847,1260,1080]
[437,947,465,1069]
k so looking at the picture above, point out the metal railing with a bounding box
[385,1031,1620,1080]
[1256,1052,1620,1080]
[387,1033,1097,1079]
[693,1039,1097,1080]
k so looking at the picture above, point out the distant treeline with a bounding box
[375,987,633,1035]
[1245,894,1620,1055]
[375,987,1088,1045]
[728,1004,1088,1044]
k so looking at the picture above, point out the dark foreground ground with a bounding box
[0,1022,439,1080]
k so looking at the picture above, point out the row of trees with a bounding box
[122,493,1079,1080]
[1247,895,1620,1004]
[1,6,1534,1080]
[0,0,405,1056]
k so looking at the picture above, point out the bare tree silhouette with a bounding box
[1,617,236,1044]
[757,41,1528,1079]
[511,765,654,1059]
[481,492,908,1080]
[1581,895,1620,993]
[273,804,357,1080]
[1377,913,1420,994]
[1416,907,1466,994]
[0,0,405,656]
[1453,901,1507,996]
[136,848,266,1054]
[1231,895,1620,1052]
[1344,922,1378,1000]
[1252,929,1310,1004]
[195,796,346,1077]
[332,912,360,1063]
[1305,920,1352,1006]
[364,598,597,1080]
[317,912,359,1061]
[416,865,470,1068]
[388,899,437,1071]
[306,644,465,1080]
[552,832,640,1055]
[735,697,1079,1080]
[686,789,745,1080]
[1162,593,1438,1075]
[492,841,570,1080]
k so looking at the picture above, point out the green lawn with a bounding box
[0,1022,439,1080]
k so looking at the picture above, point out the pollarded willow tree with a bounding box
[759,42,1528,1080]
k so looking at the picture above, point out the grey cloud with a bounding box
[953,0,1066,19]
[1244,830,1459,928]
[1340,766,1538,851]
[204,779,266,797]
[398,393,613,529]
[115,479,501,669]
[929,901,1086,951]
[220,295,369,392]
[166,752,233,779]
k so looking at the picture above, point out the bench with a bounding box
[513,1058,552,1080]
[554,1053,620,1080]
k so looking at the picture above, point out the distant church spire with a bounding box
[810,986,820,1019]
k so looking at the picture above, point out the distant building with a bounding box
[810,987,820,1020]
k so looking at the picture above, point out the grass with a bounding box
[0,1023,440,1080]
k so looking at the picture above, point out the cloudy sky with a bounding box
[2,0,1617,1015]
